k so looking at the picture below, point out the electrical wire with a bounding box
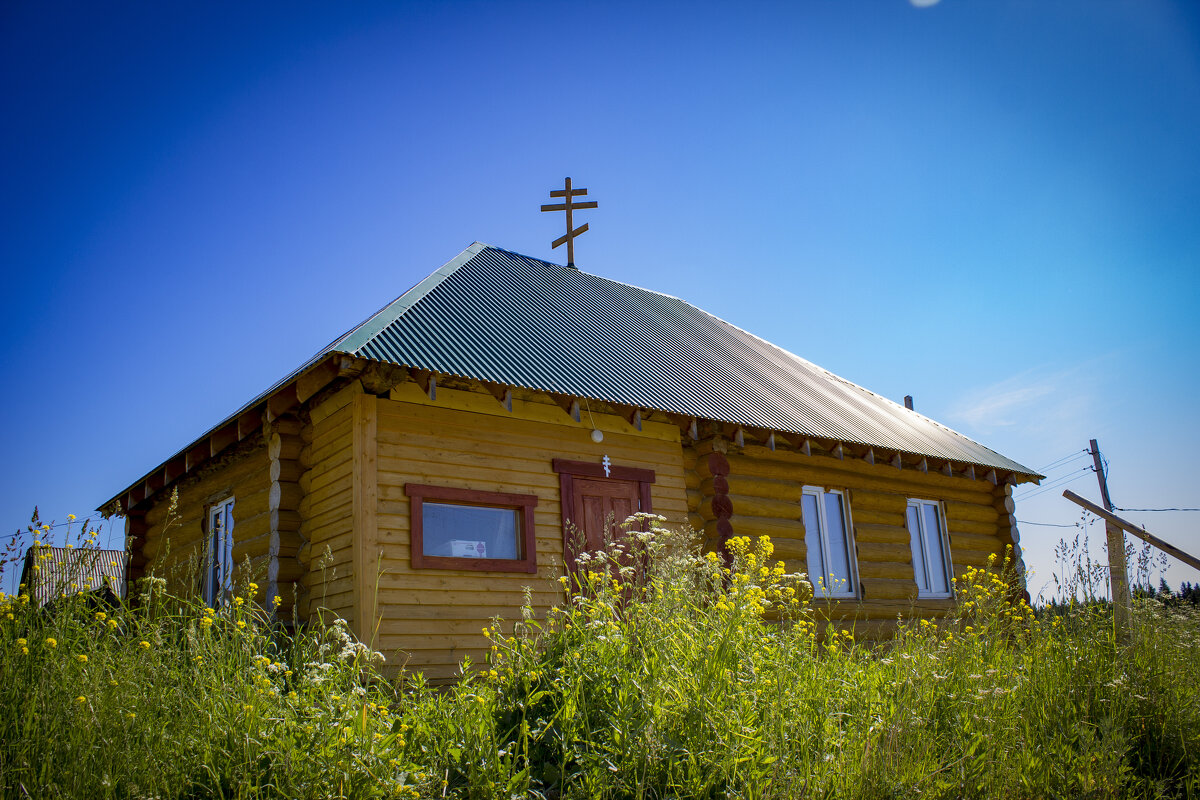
[1114,507,1200,513]
[14,518,102,534]
[1016,519,1083,528]
[1013,465,1094,503]
[1035,449,1089,474]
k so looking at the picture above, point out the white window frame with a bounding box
[906,498,954,599]
[801,486,859,599]
[205,497,235,605]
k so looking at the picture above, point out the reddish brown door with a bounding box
[571,477,642,553]
[553,458,656,570]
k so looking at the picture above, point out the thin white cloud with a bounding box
[945,362,1105,451]
[910,0,942,7]
[952,376,1059,429]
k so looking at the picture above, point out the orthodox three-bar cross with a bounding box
[540,177,597,268]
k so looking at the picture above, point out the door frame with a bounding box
[552,458,655,538]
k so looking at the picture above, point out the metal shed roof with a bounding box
[325,242,1034,476]
[20,546,127,607]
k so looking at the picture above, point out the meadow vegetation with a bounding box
[2,512,1198,799]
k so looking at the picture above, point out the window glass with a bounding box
[907,499,952,598]
[423,503,521,560]
[823,492,852,595]
[207,499,234,605]
[801,492,822,586]
[921,503,949,595]
[801,487,856,598]
[906,505,926,593]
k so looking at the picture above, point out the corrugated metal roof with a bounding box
[321,243,1035,476]
[20,546,127,607]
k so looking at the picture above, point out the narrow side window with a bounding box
[800,486,858,598]
[906,499,952,598]
[205,497,235,605]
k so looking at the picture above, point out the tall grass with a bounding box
[2,515,1198,799]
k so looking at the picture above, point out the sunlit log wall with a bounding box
[684,434,1020,638]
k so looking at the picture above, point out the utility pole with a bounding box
[1090,438,1130,639]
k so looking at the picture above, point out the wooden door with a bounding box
[571,477,642,553]
[553,458,656,570]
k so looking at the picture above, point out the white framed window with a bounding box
[906,499,953,599]
[801,486,858,599]
[205,497,235,605]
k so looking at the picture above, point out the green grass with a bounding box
[2,516,1198,799]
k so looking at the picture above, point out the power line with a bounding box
[1017,519,1083,528]
[1035,449,1089,474]
[1013,466,1094,503]
[1114,507,1200,513]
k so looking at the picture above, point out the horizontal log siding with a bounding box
[138,440,271,599]
[696,443,1012,633]
[374,395,688,682]
[297,383,359,622]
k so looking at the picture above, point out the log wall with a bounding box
[684,438,1020,635]
[297,382,358,622]
[370,381,689,682]
[136,436,271,599]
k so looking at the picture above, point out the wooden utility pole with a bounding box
[1090,438,1131,637]
[540,177,597,268]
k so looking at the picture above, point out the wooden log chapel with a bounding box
[102,241,1041,681]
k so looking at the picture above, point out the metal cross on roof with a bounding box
[540,177,597,268]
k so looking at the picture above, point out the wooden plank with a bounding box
[943,500,1000,524]
[723,492,798,520]
[237,409,262,441]
[210,422,238,457]
[726,451,994,504]
[948,532,1005,552]
[1062,490,1200,572]
[352,393,379,644]
[853,523,910,544]
[185,442,208,472]
[380,389,681,443]
[375,428,684,472]
[310,381,363,426]
[860,578,918,602]
[296,356,341,404]
[945,519,999,537]
[857,560,916,580]
[266,383,299,423]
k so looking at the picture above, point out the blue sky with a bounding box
[2,0,1198,597]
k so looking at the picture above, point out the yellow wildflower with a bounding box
[95,612,106,622]
[138,640,150,650]
[44,637,57,648]
[76,696,87,704]
[75,654,88,663]
[16,638,25,647]
[236,620,247,629]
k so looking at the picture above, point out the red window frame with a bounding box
[404,484,538,573]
